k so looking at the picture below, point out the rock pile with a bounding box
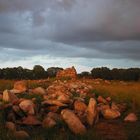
[56,66,77,79]
[0,79,138,138]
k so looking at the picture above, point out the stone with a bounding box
[22,115,41,125]
[46,106,60,113]
[106,97,111,102]
[61,109,86,135]
[0,94,2,100]
[111,102,120,111]
[102,108,121,119]
[3,90,18,103]
[42,117,56,128]
[86,98,98,126]
[5,122,16,131]
[7,112,16,122]
[13,81,27,93]
[57,94,71,104]
[97,96,107,104]
[124,113,138,122]
[97,104,110,112]
[32,87,46,95]
[56,66,77,79]
[14,130,29,139]
[74,100,87,112]
[42,100,67,107]
[19,100,35,115]
[47,112,62,122]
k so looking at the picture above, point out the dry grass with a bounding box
[92,81,140,113]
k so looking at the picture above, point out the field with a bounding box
[0,79,140,140]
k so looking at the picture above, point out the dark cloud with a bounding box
[0,0,140,68]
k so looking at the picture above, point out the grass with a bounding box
[91,81,140,113]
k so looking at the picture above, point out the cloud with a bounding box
[0,0,140,70]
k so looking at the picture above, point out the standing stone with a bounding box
[61,109,86,135]
[3,90,18,103]
[86,98,98,126]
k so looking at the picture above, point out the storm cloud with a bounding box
[0,0,140,71]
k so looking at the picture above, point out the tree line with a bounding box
[90,67,140,81]
[0,65,139,81]
[0,65,63,80]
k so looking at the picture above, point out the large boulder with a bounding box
[56,66,77,79]
[124,113,138,122]
[86,98,98,126]
[102,108,121,119]
[13,81,27,93]
[19,100,35,115]
[61,109,86,135]
[3,90,18,103]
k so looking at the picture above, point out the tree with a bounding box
[33,65,47,79]
[47,67,63,77]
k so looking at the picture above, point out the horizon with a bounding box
[0,65,139,73]
[0,0,140,72]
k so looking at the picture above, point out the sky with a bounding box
[0,0,140,72]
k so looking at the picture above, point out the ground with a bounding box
[0,78,140,140]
